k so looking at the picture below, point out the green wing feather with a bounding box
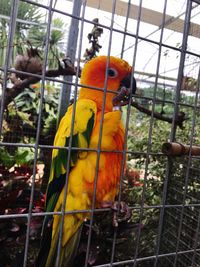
[46,100,96,213]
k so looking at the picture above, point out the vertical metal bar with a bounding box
[159,1,193,265]
[191,203,200,264]
[57,0,82,122]
[151,0,175,266]
[110,1,142,265]
[0,0,19,135]
[131,1,141,72]
[23,0,54,265]
[120,0,131,59]
[173,90,199,265]
[133,0,170,266]
[55,1,85,266]
[173,34,200,267]
[190,64,200,266]
[127,1,148,266]
[170,0,192,141]
[159,2,194,265]
[84,1,118,266]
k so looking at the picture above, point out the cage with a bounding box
[0,0,200,266]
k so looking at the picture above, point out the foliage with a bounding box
[0,1,66,69]
[4,83,58,146]
[0,3,66,264]
[0,149,45,266]
[0,147,35,168]
[1,82,58,265]
[2,79,200,266]
[28,17,66,69]
[0,2,69,266]
[0,0,43,65]
[118,86,200,266]
[0,0,42,27]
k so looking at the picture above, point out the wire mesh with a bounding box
[0,0,200,266]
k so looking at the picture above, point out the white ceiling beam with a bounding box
[83,0,200,39]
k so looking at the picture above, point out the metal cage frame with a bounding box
[0,0,200,266]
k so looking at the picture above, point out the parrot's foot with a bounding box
[101,201,131,227]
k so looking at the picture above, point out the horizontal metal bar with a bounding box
[1,141,200,160]
[93,248,200,266]
[0,14,43,26]
[0,141,186,159]
[192,0,200,4]
[1,203,200,220]
[0,67,119,95]
[2,68,200,110]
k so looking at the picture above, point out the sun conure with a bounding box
[36,55,136,267]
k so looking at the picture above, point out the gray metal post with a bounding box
[57,0,82,123]
[170,0,192,141]
[0,0,19,135]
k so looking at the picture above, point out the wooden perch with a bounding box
[162,142,200,156]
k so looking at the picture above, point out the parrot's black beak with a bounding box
[120,73,137,95]
[112,73,137,107]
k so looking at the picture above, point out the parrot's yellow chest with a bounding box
[84,110,125,204]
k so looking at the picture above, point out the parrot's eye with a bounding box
[108,68,118,78]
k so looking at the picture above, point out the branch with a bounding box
[0,58,78,109]
[131,101,187,129]
[112,88,187,129]
[2,77,40,108]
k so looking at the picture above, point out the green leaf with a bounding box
[17,111,34,127]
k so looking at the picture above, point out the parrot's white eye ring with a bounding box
[107,68,118,78]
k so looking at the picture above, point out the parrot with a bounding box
[36,55,136,267]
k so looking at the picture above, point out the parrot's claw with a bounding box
[112,87,131,107]
[112,201,131,227]
[101,201,131,228]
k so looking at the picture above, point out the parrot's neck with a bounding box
[79,87,114,112]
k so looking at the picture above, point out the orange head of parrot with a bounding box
[79,56,136,111]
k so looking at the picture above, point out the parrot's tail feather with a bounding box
[35,219,83,267]
[59,224,83,267]
[35,216,53,267]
